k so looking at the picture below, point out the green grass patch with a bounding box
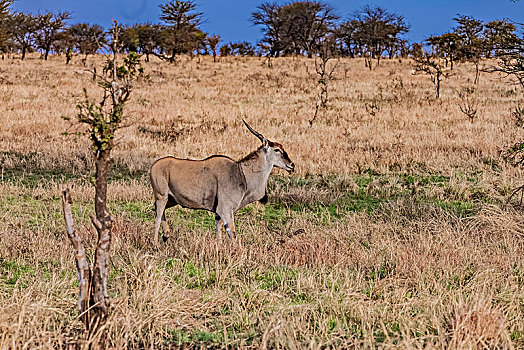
[163,259,216,289]
[433,200,475,217]
[110,200,153,222]
[254,266,301,295]
[269,171,488,220]
[169,208,216,231]
[166,327,239,347]
[0,259,35,289]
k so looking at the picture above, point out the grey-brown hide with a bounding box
[150,120,294,248]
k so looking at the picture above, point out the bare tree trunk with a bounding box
[62,150,113,346]
[66,48,72,65]
[435,72,441,99]
[62,189,92,329]
[365,56,372,71]
[89,150,113,341]
[474,60,480,84]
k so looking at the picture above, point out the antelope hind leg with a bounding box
[215,215,223,241]
[161,211,171,242]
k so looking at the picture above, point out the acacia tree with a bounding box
[483,19,518,58]
[491,33,524,204]
[229,41,256,56]
[336,19,360,57]
[34,11,70,60]
[426,32,461,70]
[120,23,161,61]
[158,0,203,62]
[9,12,37,60]
[411,42,423,59]
[136,23,162,62]
[251,2,285,57]
[0,0,14,55]
[62,21,143,346]
[52,29,76,64]
[349,5,409,67]
[69,23,107,64]
[281,1,338,57]
[493,38,524,88]
[453,15,485,83]
[252,1,338,58]
[219,43,231,56]
[336,5,409,67]
[207,34,220,62]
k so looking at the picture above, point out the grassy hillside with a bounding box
[0,54,523,348]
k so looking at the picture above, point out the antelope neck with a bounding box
[239,148,272,196]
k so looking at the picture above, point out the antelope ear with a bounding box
[262,138,269,150]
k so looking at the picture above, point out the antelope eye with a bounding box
[274,149,280,153]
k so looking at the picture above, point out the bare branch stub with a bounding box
[62,188,92,329]
[63,187,113,338]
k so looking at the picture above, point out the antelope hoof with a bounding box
[162,234,170,243]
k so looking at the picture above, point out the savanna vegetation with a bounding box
[1,0,524,348]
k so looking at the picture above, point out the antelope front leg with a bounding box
[217,209,241,248]
[218,211,235,240]
[153,197,168,249]
[225,216,240,247]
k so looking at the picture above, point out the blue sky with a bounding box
[11,0,524,44]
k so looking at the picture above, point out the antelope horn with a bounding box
[242,119,265,143]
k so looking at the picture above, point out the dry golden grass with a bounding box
[0,53,523,348]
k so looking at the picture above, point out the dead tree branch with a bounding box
[309,37,339,127]
[505,184,524,208]
[62,188,92,329]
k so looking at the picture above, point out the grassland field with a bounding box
[0,53,523,348]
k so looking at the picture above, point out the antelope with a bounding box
[150,120,295,248]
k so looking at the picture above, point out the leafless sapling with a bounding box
[207,34,220,62]
[413,52,452,98]
[458,86,479,122]
[61,21,142,346]
[309,38,339,127]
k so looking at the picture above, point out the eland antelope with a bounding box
[149,120,295,248]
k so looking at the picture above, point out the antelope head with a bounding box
[243,119,295,173]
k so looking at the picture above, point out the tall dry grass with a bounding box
[0,54,523,348]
